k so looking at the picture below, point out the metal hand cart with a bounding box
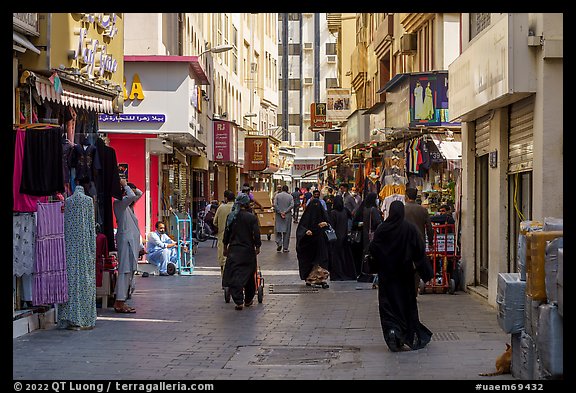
[224,264,264,304]
[171,211,195,276]
[419,223,461,295]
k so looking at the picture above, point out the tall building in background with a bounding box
[278,13,338,146]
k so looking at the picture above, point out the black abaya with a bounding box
[222,209,262,305]
[328,197,357,280]
[369,200,434,351]
[296,199,330,281]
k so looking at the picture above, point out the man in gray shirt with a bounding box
[274,185,294,252]
[339,183,357,216]
[404,187,434,295]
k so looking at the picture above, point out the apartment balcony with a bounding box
[327,13,342,33]
[374,14,394,58]
[13,13,39,36]
[399,13,434,34]
[350,44,367,87]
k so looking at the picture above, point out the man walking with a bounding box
[404,187,434,295]
[274,185,294,252]
[339,183,357,216]
[291,187,302,223]
[213,190,235,276]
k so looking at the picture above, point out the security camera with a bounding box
[162,139,167,145]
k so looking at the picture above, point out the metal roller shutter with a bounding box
[475,113,491,156]
[508,96,535,174]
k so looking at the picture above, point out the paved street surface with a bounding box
[13,225,518,382]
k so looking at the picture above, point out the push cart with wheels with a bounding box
[224,264,265,304]
[171,211,195,275]
[419,223,461,295]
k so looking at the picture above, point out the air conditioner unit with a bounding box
[250,62,258,73]
[326,55,337,63]
[303,77,313,85]
[303,42,313,50]
[400,33,417,54]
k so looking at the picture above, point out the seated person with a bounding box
[204,204,218,235]
[146,221,178,276]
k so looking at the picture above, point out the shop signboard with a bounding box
[327,88,351,123]
[385,78,410,129]
[409,72,460,127]
[245,136,280,173]
[341,109,369,151]
[245,137,269,171]
[213,120,238,163]
[324,130,341,154]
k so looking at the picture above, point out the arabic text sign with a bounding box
[98,114,166,123]
[213,121,231,162]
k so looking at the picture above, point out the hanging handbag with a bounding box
[361,252,378,275]
[324,225,337,242]
[348,228,362,243]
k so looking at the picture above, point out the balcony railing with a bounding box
[13,13,39,36]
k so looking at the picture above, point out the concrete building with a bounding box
[449,13,563,306]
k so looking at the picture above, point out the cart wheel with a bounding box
[224,287,231,303]
[267,234,271,240]
[257,285,264,303]
[419,279,426,295]
[448,278,456,295]
[167,263,176,276]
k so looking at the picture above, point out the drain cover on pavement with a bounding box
[230,345,360,367]
[431,332,460,341]
[268,284,318,294]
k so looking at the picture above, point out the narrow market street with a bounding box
[13,226,515,382]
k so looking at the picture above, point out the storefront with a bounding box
[99,55,209,235]
[13,13,124,333]
[447,13,562,306]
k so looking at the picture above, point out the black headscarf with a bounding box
[298,198,328,231]
[353,191,378,223]
[369,200,432,281]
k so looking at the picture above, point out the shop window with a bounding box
[508,171,533,274]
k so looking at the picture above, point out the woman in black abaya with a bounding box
[368,200,434,352]
[296,198,330,288]
[328,195,357,280]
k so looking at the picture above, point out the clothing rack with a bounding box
[13,123,61,130]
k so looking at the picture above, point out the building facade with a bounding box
[449,13,563,306]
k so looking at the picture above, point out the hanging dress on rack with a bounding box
[13,128,48,212]
[33,201,68,306]
[58,185,97,330]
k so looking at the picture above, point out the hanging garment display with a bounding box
[58,185,97,330]
[13,213,36,277]
[13,128,48,212]
[19,126,64,196]
[33,201,68,306]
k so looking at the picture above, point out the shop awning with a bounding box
[125,55,210,85]
[31,73,114,114]
[432,136,462,160]
[13,31,41,54]
[302,154,345,178]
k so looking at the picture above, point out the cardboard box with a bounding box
[256,210,275,227]
[526,231,562,301]
[252,191,272,208]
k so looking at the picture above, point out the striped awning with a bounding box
[33,75,114,114]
